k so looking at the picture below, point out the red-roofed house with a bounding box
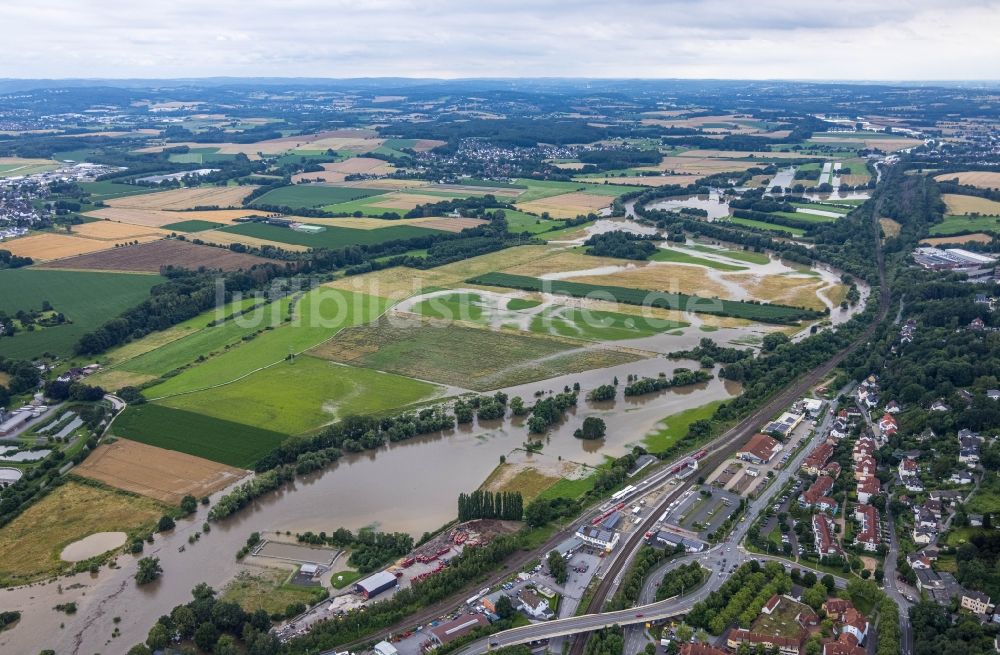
[899,457,918,478]
[678,645,727,655]
[762,594,782,614]
[803,443,834,475]
[823,462,842,479]
[854,504,880,552]
[854,455,877,481]
[726,629,804,655]
[878,414,898,437]
[813,513,843,557]
[739,433,783,465]
[857,476,881,504]
[800,476,838,513]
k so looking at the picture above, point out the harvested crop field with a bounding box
[920,233,994,245]
[809,136,923,152]
[85,207,264,228]
[310,316,643,391]
[942,193,1000,215]
[367,192,456,210]
[326,157,395,175]
[196,228,311,252]
[0,233,126,260]
[934,171,1000,190]
[0,156,58,177]
[71,221,169,240]
[879,218,901,237]
[74,439,249,503]
[106,185,257,210]
[643,156,762,175]
[0,480,165,585]
[517,192,616,218]
[40,239,278,273]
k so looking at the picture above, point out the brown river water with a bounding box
[0,357,739,654]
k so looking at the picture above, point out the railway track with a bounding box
[568,202,890,655]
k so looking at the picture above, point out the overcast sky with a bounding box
[5,0,1000,80]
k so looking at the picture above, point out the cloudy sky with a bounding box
[5,0,1000,80]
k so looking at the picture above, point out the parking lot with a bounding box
[662,485,740,539]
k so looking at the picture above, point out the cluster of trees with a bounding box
[546,550,568,584]
[299,528,414,573]
[524,496,580,528]
[403,194,512,219]
[587,383,616,401]
[134,556,162,585]
[574,416,607,440]
[583,230,659,260]
[845,579,901,655]
[0,357,42,406]
[527,391,578,433]
[606,545,675,611]
[583,627,625,655]
[684,561,790,635]
[0,610,20,632]
[285,535,520,653]
[622,369,712,396]
[0,303,67,338]
[128,583,280,655]
[0,249,32,269]
[42,380,104,402]
[577,147,662,172]
[655,561,705,601]
[457,490,524,522]
[909,599,995,655]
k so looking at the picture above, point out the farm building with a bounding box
[355,570,398,599]
[428,614,490,645]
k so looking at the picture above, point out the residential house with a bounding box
[857,477,881,505]
[823,462,842,479]
[886,400,901,414]
[854,455,877,481]
[726,629,804,655]
[970,514,984,528]
[678,645,727,655]
[854,504,881,552]
[802,443,834,476]
[930,400,951,412]
[987,390,1000,401]
[852,437,876,462]
[813,513,843,557]
[518,589,552,620]
[961,591,994,615]
[878,414,898,437]
[823,599,851,621]
[575,525,619,552]
[899,457,918,479]
[906,553,932,570]
[801,476,838,514]
[912,527,936,545]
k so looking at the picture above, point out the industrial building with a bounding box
[913,247,997,279]
[428,614,490,645]
[654,529,705,553]
[355,570,398,599]
[738,433,783,465]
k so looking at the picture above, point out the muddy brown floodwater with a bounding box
[0,357,739,654]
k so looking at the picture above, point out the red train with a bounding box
[591,502,626,525]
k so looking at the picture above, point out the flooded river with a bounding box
[0,358,739,654]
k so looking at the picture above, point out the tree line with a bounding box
[457,490,524,522]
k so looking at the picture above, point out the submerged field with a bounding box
[0,480,166,586]
[310,316,642,391]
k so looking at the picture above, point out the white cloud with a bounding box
[3,0,1000,79]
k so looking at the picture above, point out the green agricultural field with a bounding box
[643,401,723,451]
[0,159,59,177]
[649,248,748,271]
[512,178,638,203]
[687,244,770,265]
[162,219,221,232]
[929,214,1000,236]
[112,403,287,468]
[467,273,819,323]
[250,185,387,209]
[769,211,836,224]
[0,269,163,359]
[310,316,641,391]
[79,181,159,201]
[160,355,441,434]
[144,289,391,398]
[726,217,805,237]
[115,297,291,381]
[220,222,445,249]
[504,210,569,235]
